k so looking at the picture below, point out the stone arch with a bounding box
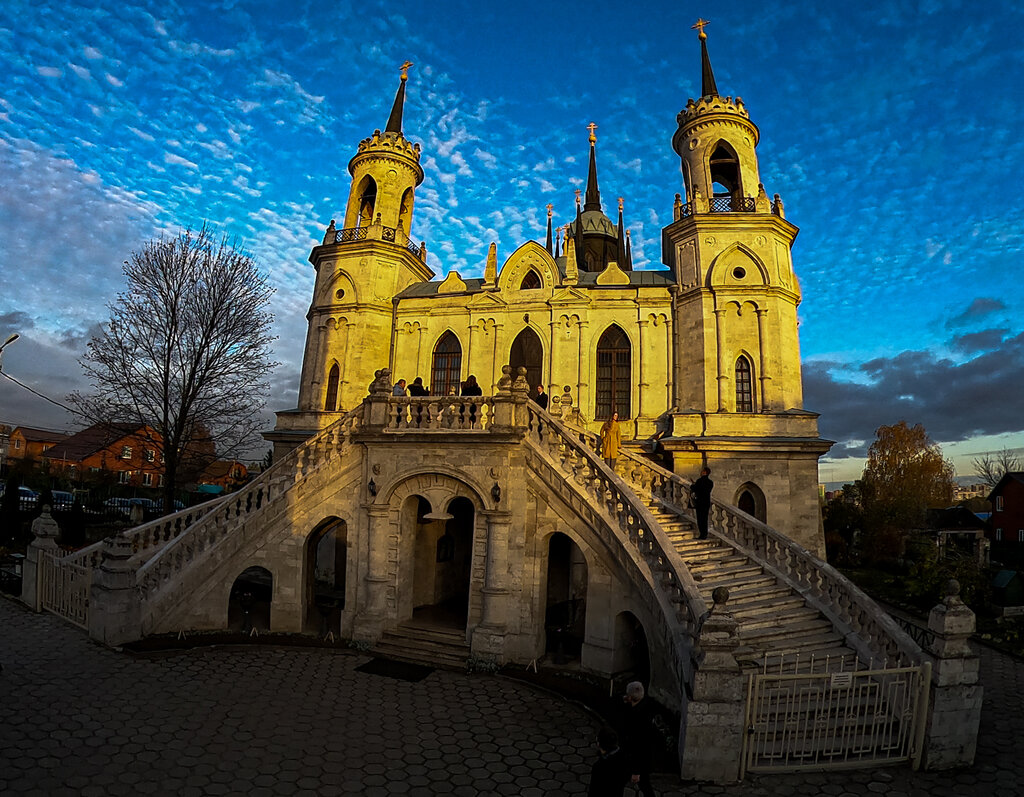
[543,530,590,662]
[322,269,358,305]
[707,138,743,198]
[612,610,651,689]
[304,517,348,635]
[734,352,756,412]
[508,325,545,394]
[398,186,415,233]
[324,362,340,411]
[497,240,559,293]
[377,467,494,518]
[227,565,273,633]
[707,244,769,288]
[354,174,377,227]
[735,481,767,523]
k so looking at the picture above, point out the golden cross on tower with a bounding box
[691,18,710,40]
[587,122,598,144]
[546,203,553,217]
[399,60,414,80]
[574,188,581,206]
[618,197,624,211]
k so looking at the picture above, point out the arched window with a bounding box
[596,325,631,419]
[431,332,463,397]
[325,363,339,411]
[735,355,754,412]
[357,176,377,226]
[398,187,414,232]
[735,482,767,523]
[709,142,741,203]
[520,270,542,290]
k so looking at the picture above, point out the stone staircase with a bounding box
[373,623,471,670]
[644,499,858,671]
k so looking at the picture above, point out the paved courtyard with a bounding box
[1,596,1021,796]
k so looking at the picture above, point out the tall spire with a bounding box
[385,60,413,134]
[616,196,626,261]
[626,229,633,270]
[692,19,719,98]
[545,204,554,254]
[584,122,602,212]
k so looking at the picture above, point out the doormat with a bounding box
[356,657,434,682]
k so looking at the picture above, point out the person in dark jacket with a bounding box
[691,466,713,540]
[588,727,628,797]
[532,384,549,410]
[460,374,482,426]
[407,377,428,396]
[620,682,657,797]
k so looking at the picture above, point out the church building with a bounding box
[268,30,832,554]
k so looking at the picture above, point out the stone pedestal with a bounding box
[20,506,60,611]
[681,588,744,783]
[88,533,142,646]
[472,510,513,660]
[353,505,391,643]
[923,579,983,769]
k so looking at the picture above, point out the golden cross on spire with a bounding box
[546,203,553,217]
[574,188,581,206]
[691,18,710,40]
[399,60,414,80]
[587,122,598,144]
[618,197,624,211]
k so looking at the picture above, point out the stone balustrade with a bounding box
[383,396,496,431]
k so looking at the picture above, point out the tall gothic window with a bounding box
[735,355,754,412]
[431,332,463,397]
[596,325,631,419]
[325,363,340,411]
[357,175,377,226]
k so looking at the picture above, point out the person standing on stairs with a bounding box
[692,466,713,540]
[600,411,621,472]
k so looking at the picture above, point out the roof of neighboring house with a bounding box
[199,460,247,483]
[12,426,70,444]
[988,472,1024,502]
[56,423,153,463]
[926,506,988,532]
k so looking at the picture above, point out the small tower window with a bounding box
[325,363,340,411]
[709,142,741,201]
[431,332,463,398]
[735,355,754,412]
[398,187,414,232]
[356,176,377,227]
[520,270,542,290]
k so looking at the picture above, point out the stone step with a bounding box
[714,593,807,618]
[740,614,834,641]
[737,645,859,672]
[374,624,470,670]
[734,605,825,632]
[742,628,845,655]
[687,561,764,582]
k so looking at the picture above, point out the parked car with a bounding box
[104,497,157,517]
[50,490,74,511]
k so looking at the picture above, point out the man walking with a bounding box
[588,727,628,796]
[692,466,713,540]
[620,682,657,797]
[533,384,549,410]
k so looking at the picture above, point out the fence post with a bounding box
[20,506,60,611]
[680,586,744,783]
[88,533,142,646]
[922,578,983,769]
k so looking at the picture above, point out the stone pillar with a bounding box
[713,307,727,412]
[354,504,392,642]
[21,506,60,611]
[88,533,142,646]
[511,366,531,429]
[681,587,744,783]
[576,320,589,418]
[364,368,392,428]
[472,510,513,658]
[637,317,648,421]
[922,579,983,770]
[755,308,770,411]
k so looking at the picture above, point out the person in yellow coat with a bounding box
[600,411,621,471]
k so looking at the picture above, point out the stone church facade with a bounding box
[268,37,831,555]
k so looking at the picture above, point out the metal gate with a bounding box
[40,552,91,630]
[742,657,931,775]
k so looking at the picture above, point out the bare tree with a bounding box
[70,225,277,512]
[972,448,1021,488]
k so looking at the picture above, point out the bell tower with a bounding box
[268,64,434,451]
[661,21,832,554]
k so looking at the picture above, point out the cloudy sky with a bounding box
[1,0,1022,480]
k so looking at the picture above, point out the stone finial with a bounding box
[419,242,428,262]
[694,188,709,214]
[483,241,497,289]
[754,183,771,213]
[512,366,530,394]
[496,364,513,393]
[30,506,61,548]
[674,193,683,220]
[323,219,337,245]
[374,212,382,226]
[944,578,961,602]
[564,232,579,285]
[711,586,730,608]
[369,368,392,395]
[772,193,785,218]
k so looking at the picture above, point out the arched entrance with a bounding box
[509,326,544,394]
[736,482,767,523]
[227,566,273,633]
[612,611,651,689]
[411,496,474,629]
[304,518,347,636]
[544,532,588,662]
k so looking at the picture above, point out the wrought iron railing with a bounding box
[407,240,421,257]
[710,195,756,213]
[335,226,368,243]
[381,226,396,242]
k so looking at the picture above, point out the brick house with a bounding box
[989,472,1024,544]
[196,460,250,494]
[5,426,70,467]
[53,423,166,487]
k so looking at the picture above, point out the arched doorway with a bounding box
[304,518,347,636]
[411,496,474,629]
[431,331,463,397]
[736,482,766,523]
[612,611,651,689]
[227,566,273,633]
[596,325,631,419]
[509,326,544,395]
[544,532,588,662]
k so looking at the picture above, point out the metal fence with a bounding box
[742,658,931,774]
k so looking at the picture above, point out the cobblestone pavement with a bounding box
[2,596,1021,796]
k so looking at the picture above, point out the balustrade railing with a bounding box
[136,407,363,609]
[385,396,494,431]
[406,240,421,257]
[523,406,708,693]
[710,195,756,213]
[568,429,925,667]
[335,226,368,243]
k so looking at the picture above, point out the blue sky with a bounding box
[1,0,1022,481]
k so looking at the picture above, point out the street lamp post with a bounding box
[0,333,19,371]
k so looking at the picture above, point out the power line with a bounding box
[0,371,77,414]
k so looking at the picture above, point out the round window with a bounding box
[732,267,746,280]
[335,289,345,300]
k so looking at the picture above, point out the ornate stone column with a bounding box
[713,306,727,412]
[21,506,60,611]
[637,317,649,420]
[755,307,770,411]
[681,587,744,783]
[88,533,142,646]
[472,509,513,659]
[923,579,983,769]
[354,504,392,642]
[576,319,590,419]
